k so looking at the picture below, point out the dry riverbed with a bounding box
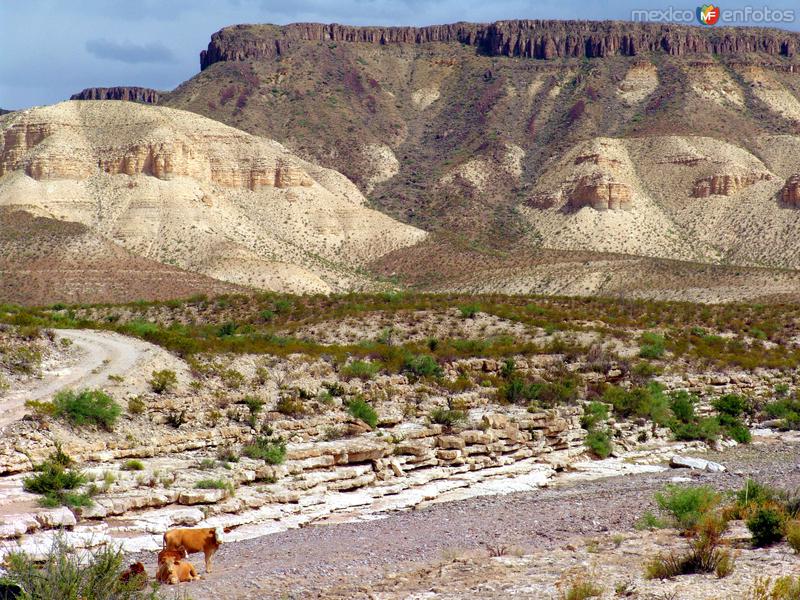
[132,438,800,599]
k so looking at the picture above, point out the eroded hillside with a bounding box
[160,20,800,283]
[0,101,426,297]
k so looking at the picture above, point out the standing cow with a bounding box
[162,527,225,573]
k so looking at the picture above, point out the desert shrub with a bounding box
[24,450,88,508]
[51,389,121,430]
[747,507,785,547]
[763,396,800,430]
[631,361,660,382]
[585,429,613,458]
[644,543,732,579]
[603,383,670,426]
[580,401,609,430]
[243,395,265,415]
[322,381,346,397]
[127,396,146,415]
[242,436,286,464]
[655,485,720,532]
[559,575,603,600]
[638,332,666,359]
[785,519,800,553]
[341,359,380,380]
[221,368,245,389]
[347,397,378,428]
[195,478,234,494]
[148,369,176,394]
[502,374,581,408]
[750,576,800,600]
[429,407,466,428]
[713,394,752,442]
[668,391,720,442]
[458,303,480,319]
[3,538,158,600]
[198,458,216,470]
[403,354,442,378]
[121,460,144,471]
[276,395,305,417]
[734,479,779,515]
[635,511,667,530]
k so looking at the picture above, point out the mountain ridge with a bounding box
[200,20,800,71]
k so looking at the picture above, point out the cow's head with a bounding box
[214,526,225,544]
[161,557,179,585]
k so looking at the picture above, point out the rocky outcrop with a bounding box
[70,87,161,104]
[568,175,632,210]
[691,172,772,197]
[781,174,800,206]
[0,104,314,190]
[200,21,800,69]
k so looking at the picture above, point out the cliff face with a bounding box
[200,20,800,69]
[70,87,161,104]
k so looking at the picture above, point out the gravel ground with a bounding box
[137,439,800,599]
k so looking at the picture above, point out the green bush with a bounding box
[429,407,466,428]
[148,369,177,394]
[3,538,158,600]
[347,398,378,428]
[121,459,144,471]
[639,332,666,359]
[604,383,670,426]
[763,396,800,430]
[655,485,719,532]
[195,478,234,494]
[580,402,609,431]
[747,507,784,547]
[403,354,442,378]
[585,429,613,458]
[243,395,265,415]
[736,479,779,511]
[458,304,480,319]
[341,360,380,380]
[23,450,89,508]
[242,436,286,464]
[52,389,121,430]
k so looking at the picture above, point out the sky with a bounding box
[2,0,799,109]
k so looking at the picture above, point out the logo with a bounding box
[697,4,721,24]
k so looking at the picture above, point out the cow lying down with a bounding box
[156,555,199,585]
[163,526,226,573]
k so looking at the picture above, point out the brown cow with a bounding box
[157,548,186,565]
[162,527,225,573]
[156,556,199,585]
[119,561,147,589]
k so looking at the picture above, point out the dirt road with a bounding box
[0,329,150,427]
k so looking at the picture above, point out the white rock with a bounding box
[669,455,726,472]
[35,507,77,528]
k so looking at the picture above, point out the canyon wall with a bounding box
[70,87,161,104]
[200,20,800,69]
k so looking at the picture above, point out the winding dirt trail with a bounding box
[0,329,150,428]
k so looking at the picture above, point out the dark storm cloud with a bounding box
[85,39,175,64]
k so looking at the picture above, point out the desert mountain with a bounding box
[152,21,800,279]
[0,101,426,296]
